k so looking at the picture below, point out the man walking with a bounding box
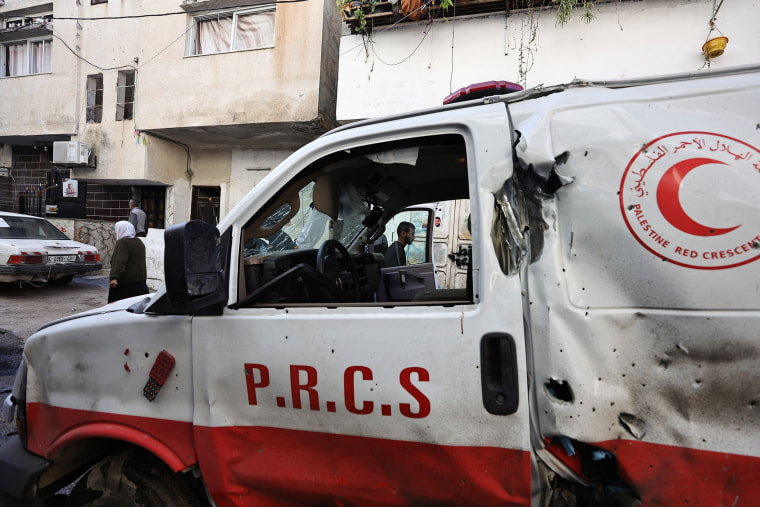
[128,199,148,237]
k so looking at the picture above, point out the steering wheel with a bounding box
[316,239,361,302]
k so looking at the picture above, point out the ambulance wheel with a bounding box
[66,449,208,507]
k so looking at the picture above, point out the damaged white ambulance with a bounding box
[2,65,759,506]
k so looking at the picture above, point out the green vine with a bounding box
[336,0,379,35]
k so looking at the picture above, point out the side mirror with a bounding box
[164,221,227,313]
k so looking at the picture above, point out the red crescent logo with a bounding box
[620,132,760,270]
[655,157,739,237]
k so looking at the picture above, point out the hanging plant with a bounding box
[337,0,379,34]
[555,0,595,26]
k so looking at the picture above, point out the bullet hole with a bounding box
[619,413,647,440]
[598,377,602,381]
[331,349,335,354]
[613,348,617,353]
[545,378,574,402]
[627,204,636,210]
[582,287,586,291]
[559,349,563,353]
[631,363,636,367]
[658,357,671,370]
[694,379,702,388]
[591,407,596,412]
[585,312,589,316]
[750,400,757,409]
[145,352,149,358]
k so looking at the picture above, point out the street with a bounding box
[0,274,110,448]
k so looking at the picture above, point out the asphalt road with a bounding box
[0,274,110,448]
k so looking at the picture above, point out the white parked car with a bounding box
[0,211,102,285]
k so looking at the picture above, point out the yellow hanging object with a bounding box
[702,36,728,58]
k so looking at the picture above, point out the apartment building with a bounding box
[0,0,341,230]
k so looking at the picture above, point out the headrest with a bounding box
[313,176,339,220]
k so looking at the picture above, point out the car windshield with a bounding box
[0,216,70,240]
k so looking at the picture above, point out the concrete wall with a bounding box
[0,0,79,137]
[337,0,760,120]
[49,217,165,289]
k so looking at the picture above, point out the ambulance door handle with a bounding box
[480,333,519,415]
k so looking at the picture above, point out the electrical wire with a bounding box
[52,33,136,71]
[448,0,455,94]
[49,0,307,21]
[339,0,436,57]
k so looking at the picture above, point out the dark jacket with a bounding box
[110,237,147,283]
[384,241,406,267]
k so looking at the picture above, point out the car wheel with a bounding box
[48,275,74,286]
[66,449,208,507]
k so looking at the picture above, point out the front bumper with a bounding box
[0,438,50,506]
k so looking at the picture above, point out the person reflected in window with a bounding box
[385,221,415,267]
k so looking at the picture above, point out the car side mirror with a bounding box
[164,221,227,313]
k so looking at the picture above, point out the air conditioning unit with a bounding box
[53,141,91,165]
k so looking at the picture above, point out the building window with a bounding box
[185,6,275,56]
[191,186,221,225]
[116,69,135,121]
[91,0,108,4]
[86,74,103,123]
[138,187,166,230]
[0,37,52,77]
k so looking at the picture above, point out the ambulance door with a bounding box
[191,112,532,506]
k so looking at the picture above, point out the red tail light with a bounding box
[81,252,100,262]
[8,253,44,264]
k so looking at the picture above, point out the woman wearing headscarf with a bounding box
[108,221,149,303]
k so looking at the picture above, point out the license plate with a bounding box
[48,255,77,263]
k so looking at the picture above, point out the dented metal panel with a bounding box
[23,305,197,469]
[510,69,760,503]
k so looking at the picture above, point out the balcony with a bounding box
[340,0,557,33]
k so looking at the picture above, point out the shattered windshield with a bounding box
[243,181,369,257]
